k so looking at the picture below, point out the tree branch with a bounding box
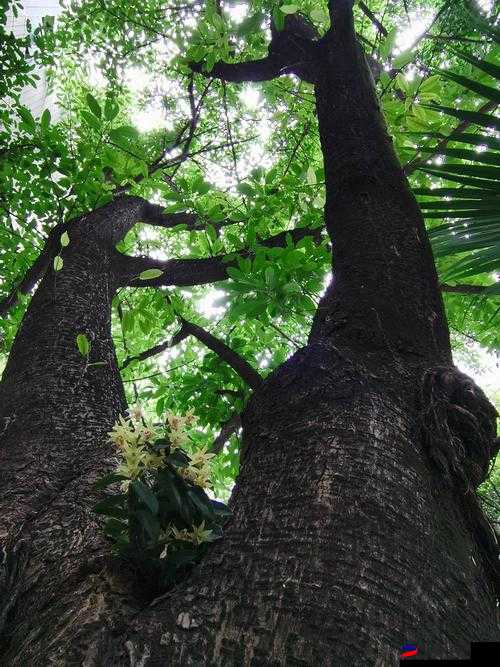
[0,223,65,318]
[140,204,200,230]
[122,315,262,389]
[328,0,355,32]
[190,56,285,83]
[358,1,387,37]
[180,318,263,390]
[117,226,322,288]
[120,325,190,370]
[210,413,242,454]
[440,283,490,295]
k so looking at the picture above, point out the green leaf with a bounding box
[420,163,500,180]
[86,92,102,118]
[94,494,126,515]
[272,7,285,30]
[135,509,160,541]
[380,26,397,59]
[131,479,159,515]
[420,147,500,167]
[206,224,217,243]
[40,108,51,132]
[237,12,264,36]
[419,168,500,190]
[439,71,500,104]
[76,333,90,357]
[60,231,70,247]
[393,50,414,70]
[265,266,275,286]
[139,268,164,280]
[306,166,316,185]
[452,50,500,80]
[237,183,254,197]
[186,486,215,522]
[109,125,139,142]
[53,255,63,272]
[104,517,128,540]
[104,98,119,121]
[426,105,500,132]
[18,106,35,129]
[210,499,232,520]
[167,449,190,467]
[310,8,327,23]
[280,4,298,15]
[93,472,129,491]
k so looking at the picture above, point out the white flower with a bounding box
[170,521,213,545]
[130,404,143,421]
[166,411,187,432]
[108,415,136,448]
[170,428,189,449]
[184,409,198,427]
[189,446,215,467]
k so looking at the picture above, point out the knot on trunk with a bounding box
[420,366,499,491]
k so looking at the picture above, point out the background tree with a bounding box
[0,0,499,663]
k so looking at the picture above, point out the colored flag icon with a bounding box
[400,644,418,659]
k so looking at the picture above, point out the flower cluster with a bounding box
[178,446,215,489]
[159,521,214,558]
[97,405,230,593]
[166,409,197,448]
[108,405,214,493]
[108,413,161,480]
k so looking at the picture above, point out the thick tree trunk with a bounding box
[1,5,498,664]
[0,198,148,660]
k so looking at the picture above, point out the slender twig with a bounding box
[358,1,387,37]
[441,283,490,295]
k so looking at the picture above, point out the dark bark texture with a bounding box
[1,2,498,664]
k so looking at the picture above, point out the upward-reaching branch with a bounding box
[0,225,63,318]
[178,317,263,390]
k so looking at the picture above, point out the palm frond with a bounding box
[412,42,500,292]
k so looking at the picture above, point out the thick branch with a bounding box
[179,318,263,390]
[328,0,355,32]
[140,203,240,234]
[191,56,284,83]
[140,204,200,230]
[117,227,322,288]
[0,223,64,318]
[122,315,262,389]
[358,1,387,37]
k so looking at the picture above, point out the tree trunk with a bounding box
[1,5,498,664]
[0,197,148,661]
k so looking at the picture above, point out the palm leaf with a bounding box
[412,45,500,289]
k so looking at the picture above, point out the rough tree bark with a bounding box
[0,1,498,664]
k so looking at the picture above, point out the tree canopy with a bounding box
[1,0,499,497]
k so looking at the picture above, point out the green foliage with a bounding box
[413,48,500,288]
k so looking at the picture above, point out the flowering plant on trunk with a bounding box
[94,407,231,597]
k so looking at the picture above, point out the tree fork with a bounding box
[0,1,498,663]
